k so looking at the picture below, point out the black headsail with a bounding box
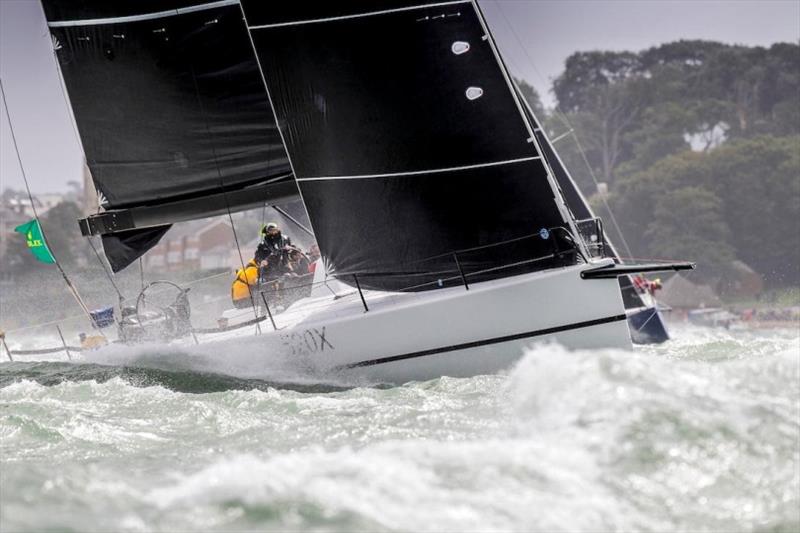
[42,0,297,270]
[240,0,582,291]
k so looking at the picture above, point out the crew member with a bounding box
[231,258,260,308]
[307,243,321,274]
[255,222,292,264]
[647,278,663,295]
[288,248,311,275]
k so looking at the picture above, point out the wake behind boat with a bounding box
[27,0,692,381]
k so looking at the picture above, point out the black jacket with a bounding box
[255,232,292,263]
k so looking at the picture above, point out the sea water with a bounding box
[1,326,798,532]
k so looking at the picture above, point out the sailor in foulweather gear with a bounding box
[255,222,292,264]
[261,249,294,282]
[288,248,311,275]
[231,258,260,308]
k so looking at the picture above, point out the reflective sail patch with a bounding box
[465,86,483,100]
[451,41,470,55]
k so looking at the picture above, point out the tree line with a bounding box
[521,39,799,287]
[3,40,798,289]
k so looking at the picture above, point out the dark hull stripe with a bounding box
[344,314,628,369]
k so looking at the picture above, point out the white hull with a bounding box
[201,259,632,384]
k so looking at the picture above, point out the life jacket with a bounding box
[231,260,259,303]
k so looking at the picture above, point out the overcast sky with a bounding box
[1,0,798,193]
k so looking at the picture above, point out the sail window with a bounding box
[465,86,483,100]
[451,41,470,55]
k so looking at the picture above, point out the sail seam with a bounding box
[47,0,238,28]
[296,156,541,182]
[247,1,471,30]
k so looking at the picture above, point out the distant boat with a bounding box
[43,0,691,382]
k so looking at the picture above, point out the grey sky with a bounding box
[1,0,798,193]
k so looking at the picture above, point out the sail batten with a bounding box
[246,1,471,30]
[296,156,542,182]
[46,1,240,28]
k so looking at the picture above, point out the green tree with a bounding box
[551,41,800,190]
[700,136,800,284]
[644,187,735,280]
[514,78,545,118]
[610,136,800,286]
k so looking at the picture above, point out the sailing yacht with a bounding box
[42,0,691,382]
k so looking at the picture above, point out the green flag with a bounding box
[14,219,56,264]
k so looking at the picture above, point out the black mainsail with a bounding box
[240,0,580,291]
[43,0,296,270]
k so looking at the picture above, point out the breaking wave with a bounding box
[1,327,798,531]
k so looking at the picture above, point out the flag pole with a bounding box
[1,78,105,339]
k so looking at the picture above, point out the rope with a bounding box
[0,78,106,339]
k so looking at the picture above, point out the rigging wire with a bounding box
[50,31,129,301]
[491,0,636,260]
[187,65,261,333]
[0,78,105,338]
[272,205,315,238]
[87,236,125,304]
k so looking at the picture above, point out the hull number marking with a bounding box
[281,327,334,356]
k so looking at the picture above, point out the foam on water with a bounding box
[1,326,798,532]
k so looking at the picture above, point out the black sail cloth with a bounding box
[241,0,575,291]
[101,226,171,273]
[45,1,290,208]
[42,1,293,271]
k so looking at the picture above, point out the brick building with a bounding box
[145,218,247,273]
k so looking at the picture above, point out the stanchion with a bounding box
[0,330,12,362]
[353,275,369,312]
[55,325,72,360]
[261,293,278,331]
[453,253,469,290]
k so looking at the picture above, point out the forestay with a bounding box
[240,0,576,291]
